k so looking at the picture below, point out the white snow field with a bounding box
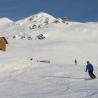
[0,12,98,98]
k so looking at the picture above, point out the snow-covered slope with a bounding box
[0,38,98,98]
[0,12,98,98]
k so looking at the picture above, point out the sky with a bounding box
[0,0,98,22]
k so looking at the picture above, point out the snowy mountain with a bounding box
[0,17,13,30]
[0,17,13,25]
[0,12,69,39]
[0,12,98,98]
[16,12,55,24]
[15,12,56,29]
[0,12,98,42]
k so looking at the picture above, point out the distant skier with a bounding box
[30,58,33,61]
[85,61,96,79]
[75,59,77,65]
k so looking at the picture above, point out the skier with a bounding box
[85,61,96,79]
[30,58,33,61]
[75,59,77,65]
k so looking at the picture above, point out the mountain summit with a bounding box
[15,12,56,29]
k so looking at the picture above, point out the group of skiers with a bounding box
[74,59,96,79]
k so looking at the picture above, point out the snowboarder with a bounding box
[85,61,96,79]
[75,59,77,65]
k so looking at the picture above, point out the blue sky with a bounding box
[0,0,98,22]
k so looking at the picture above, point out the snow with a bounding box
[0,12,98,98]
[0,17,13,24]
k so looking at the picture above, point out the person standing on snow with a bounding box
[85,61,96,79]
[75,59,77,65]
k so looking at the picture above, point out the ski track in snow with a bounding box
[0,62,98,98]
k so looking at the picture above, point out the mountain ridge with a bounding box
[0,17,14,25]
[0,12,98,42]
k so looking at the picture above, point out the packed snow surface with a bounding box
[0,12,98,98]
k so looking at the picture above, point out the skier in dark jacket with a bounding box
[75,59,77,65]
[85,61,96,79]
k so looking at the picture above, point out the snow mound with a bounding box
[0,17,13,25]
